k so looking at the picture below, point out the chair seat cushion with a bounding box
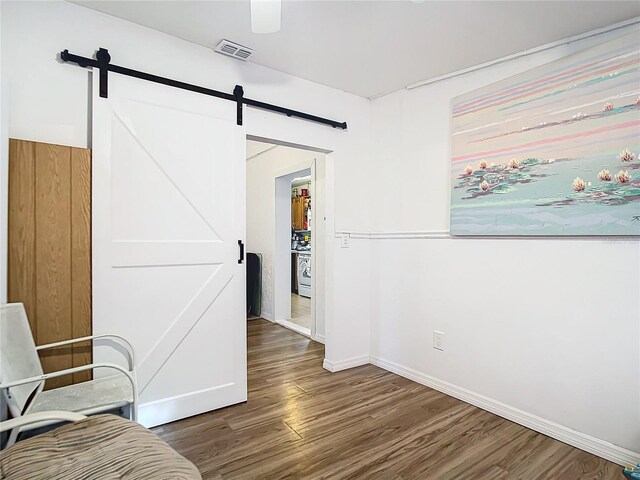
[0,414,201,479]
[29,375,133,414]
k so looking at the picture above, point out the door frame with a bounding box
[249,134,331,345]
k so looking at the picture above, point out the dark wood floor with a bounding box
[153,319,622,480]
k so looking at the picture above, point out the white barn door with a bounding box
[92,72,246,427]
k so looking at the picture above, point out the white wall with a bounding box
[246,145,326,339]
[0,88,7,303]
[368,23,640,460]
[0,1,9,305]
[0,0,371,367]
[0,0,10,441]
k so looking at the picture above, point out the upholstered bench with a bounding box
[0,414,201,479]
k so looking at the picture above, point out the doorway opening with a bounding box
[282,168,311,335]
[245,138,326,343]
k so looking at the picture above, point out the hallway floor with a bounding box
[290,293,311,329]
[153,320,622,479]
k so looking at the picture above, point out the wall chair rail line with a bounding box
[0,303,138,447]
[60,48,348,130]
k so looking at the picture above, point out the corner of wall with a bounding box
[0,68,9,304]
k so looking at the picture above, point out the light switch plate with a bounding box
[341,233,350,248]
[433,331,445,351]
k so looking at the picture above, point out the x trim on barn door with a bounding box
[109,103,235,393]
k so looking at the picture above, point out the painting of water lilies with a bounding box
[450,31,640,236]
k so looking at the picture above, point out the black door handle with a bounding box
[238,240,245,264]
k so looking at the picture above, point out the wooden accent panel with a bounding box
[35,143,73,389]
[70,147,92,383]
[7,139,92,388]
[8,140,37,335]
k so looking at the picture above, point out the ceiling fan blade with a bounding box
[251,0,281,34]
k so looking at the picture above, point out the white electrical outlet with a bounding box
[341,233,350,248]
[433,331,445,351]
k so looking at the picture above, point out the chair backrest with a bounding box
[0,303,44,416]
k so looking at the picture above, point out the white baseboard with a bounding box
[312,333,325,344]
[277,319,311,338]
[370,355,640,467]
[323,355,369,372]
[259,311,274,322]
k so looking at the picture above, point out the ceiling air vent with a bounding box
[214,40,254,61]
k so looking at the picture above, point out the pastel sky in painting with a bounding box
[450,30,640,236]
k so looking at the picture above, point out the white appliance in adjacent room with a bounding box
[297,252,311,298]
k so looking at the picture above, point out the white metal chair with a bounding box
[0,303,138,446]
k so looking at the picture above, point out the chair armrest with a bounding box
[0,411,87,433]
[0,363,135,390]
[36,334,135,370]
